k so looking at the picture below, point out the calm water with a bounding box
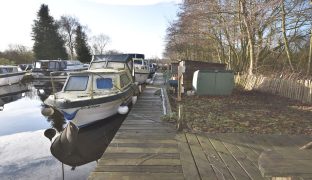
[0,82,124,180]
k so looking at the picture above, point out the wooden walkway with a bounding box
[89,74,312,180]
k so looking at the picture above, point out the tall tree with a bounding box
[58,15,80,60]
[90,34,111,55]
[32,4,68,60]
[75,25,92,63]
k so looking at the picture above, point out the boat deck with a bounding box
[89,73,312,180]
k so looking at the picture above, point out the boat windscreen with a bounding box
[133,60,142,65]
[96,78,113,89]
[89,61,107,70]
[107,62,125,69]
[65,76,89,91]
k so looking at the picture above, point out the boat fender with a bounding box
[132,96,138,105]
[41,107,54,116]
[118,105,129,115]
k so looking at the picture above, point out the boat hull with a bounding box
[61,98,125,127]
[45,84,137,127]
[0,72,25,86]
[135,72,149,84]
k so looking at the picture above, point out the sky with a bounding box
[0,0,181,58]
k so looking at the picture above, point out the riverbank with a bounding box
[164,88,312,135]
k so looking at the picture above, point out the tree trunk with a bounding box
[307,29,312,76]
[240,0,254,75]
[281,0,294,72]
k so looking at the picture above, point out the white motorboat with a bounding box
[0,65,26,86]
[32,60,87,88]
[133,58,150,84]
[43,68,138,127]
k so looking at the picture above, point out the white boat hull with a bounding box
[0,73,25,86]
[61,98,124,127]
[135,73,149,84]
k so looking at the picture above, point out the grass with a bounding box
[165,88,312,135]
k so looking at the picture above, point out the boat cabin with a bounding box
[0,66,21,74]
[61,69,133,95]
[91,54,145,80]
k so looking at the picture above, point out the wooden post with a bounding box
[177,104,183,131]
[177,65,184,102]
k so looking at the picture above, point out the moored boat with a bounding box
[0,65,26,86]
[43,68,138,127]
[32,59,87,88]
[133,58,150,84]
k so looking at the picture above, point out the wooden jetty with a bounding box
[89,73,312,180]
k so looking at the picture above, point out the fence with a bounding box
[235,74,312,104]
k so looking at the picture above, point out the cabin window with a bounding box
[35,62,41,68]
[65,76,89,91]
[96,78,113,89]
[133,60,142,65]
[107,62,125,69]
[90,62,107,69]
[120,74,131,88]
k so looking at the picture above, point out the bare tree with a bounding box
[90,34,111,55]
[58,15,80,59]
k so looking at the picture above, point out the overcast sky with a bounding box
[0,0,181,58]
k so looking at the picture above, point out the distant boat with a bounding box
[43,68,138,127]
[133,58,150,84]
[0,65,26,86]
[32,60,87,88]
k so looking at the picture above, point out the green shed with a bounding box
[192,70,234,95]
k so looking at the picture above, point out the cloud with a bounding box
[87,0,182,6]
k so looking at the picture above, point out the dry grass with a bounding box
[166,89,312,135]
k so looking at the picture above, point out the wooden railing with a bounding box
[235,74,312,103]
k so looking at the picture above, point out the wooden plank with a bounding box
[119,125,171,129]
[259,149,312,177]
[209,134,251,180]
[94,165,183,173]
[109,143,178,148]
[185,133,217,180]
[218,134,264,180]
[227,134,262,166]
[105,146,179,153]
[116,134,176,140]
[197,134,235,180]
[98,158,181,166]
[111,138,177,144]
[176,133,201,180]
[101,153,180,159]
[116,132,176,138]
[118,129,174,134]
[89,172,184,180]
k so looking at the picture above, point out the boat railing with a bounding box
[49,71,69,99]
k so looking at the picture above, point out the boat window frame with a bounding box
[64,75,89,91]
[96,77,114,90]
[133,59,143,65]
[89,61,108,70]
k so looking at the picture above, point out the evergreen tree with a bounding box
[32,4,68,59]
[75,25,92,63]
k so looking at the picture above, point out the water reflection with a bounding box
[0,83,29,111]
[49,113,126,167]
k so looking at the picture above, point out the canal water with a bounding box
[0,82,125,180]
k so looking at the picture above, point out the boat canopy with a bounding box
[92,54,144,63]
